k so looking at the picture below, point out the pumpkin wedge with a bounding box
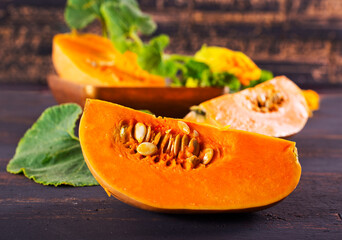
[52,33,165,86]
[79,99,301,213]
[185,76,310,138]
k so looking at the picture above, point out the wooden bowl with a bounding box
[47,75,225,118]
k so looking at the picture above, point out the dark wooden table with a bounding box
[0,85,341,239]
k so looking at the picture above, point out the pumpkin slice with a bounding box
[52,33,165,87]
[185,76,309,138]
[79,99,301,213]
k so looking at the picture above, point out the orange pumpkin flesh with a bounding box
[52,33,165,87]
[185,76,309,138]
[79,99,301,213]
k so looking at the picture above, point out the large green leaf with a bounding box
[137,34,170,74]
[7,104,98,187]
[101,0,156,52]
[65,0,102,29]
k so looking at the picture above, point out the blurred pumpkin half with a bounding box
[52,33,165,87]
[185,76,315,138]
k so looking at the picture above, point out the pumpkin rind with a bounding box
[185,76,309,138]
[79,99,301,213]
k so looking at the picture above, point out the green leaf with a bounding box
[125,2,156,35]
[101,0,156,52]
[259,69,274,82]
[211,72,241,92]
[184,60,210,79]
[137,34,171,75]
[183,60,211,87]
[125,0,139,7]
[7,104,98,187]
[65,0,102,29]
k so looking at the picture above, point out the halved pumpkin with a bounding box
[52,33,165,86]
[185,76,309,138]
[79,99,301,213]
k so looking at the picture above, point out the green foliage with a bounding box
[183,60,211,87]
[137,34,171,75]
[7,104,98,187]
[181,61,240,91]
[64,0,274,91]
[259,69,274,82]
[211,72,241,92]
[101,0,156,52]
[65,0,103,29]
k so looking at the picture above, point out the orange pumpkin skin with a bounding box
[79,99,301,213]
[52,33,165,87]
[185,76,309,138]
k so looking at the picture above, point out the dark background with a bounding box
[1,0,342,87]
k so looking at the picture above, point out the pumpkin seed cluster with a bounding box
[117,120,214,170]
[249,85,285,113]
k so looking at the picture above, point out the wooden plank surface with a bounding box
[0,86,341,239]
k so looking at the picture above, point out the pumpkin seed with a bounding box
[184,156,201,170]
[265,100,271,109]
[181,135,189,152]
[257,94,266,107]
[137,142,158,156]
[272,92,279,103]
[119,125,128,141]
[153,132,162,145]
[118,121,130,143]
[202,148,214,165]
[134,122,147,143]
[188,138,200,156]
[173,134,181,156]
[145,125,152,142]
[166,135,173,153]
[178,121,190,134]
[160,133,170,153]
[193,130,199,137]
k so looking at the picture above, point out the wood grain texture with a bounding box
[1,0,342,86]
[47,75,225,118]
[0,86,341,239]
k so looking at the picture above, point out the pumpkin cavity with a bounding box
[246,84,285,113]
[115,120,215,170]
